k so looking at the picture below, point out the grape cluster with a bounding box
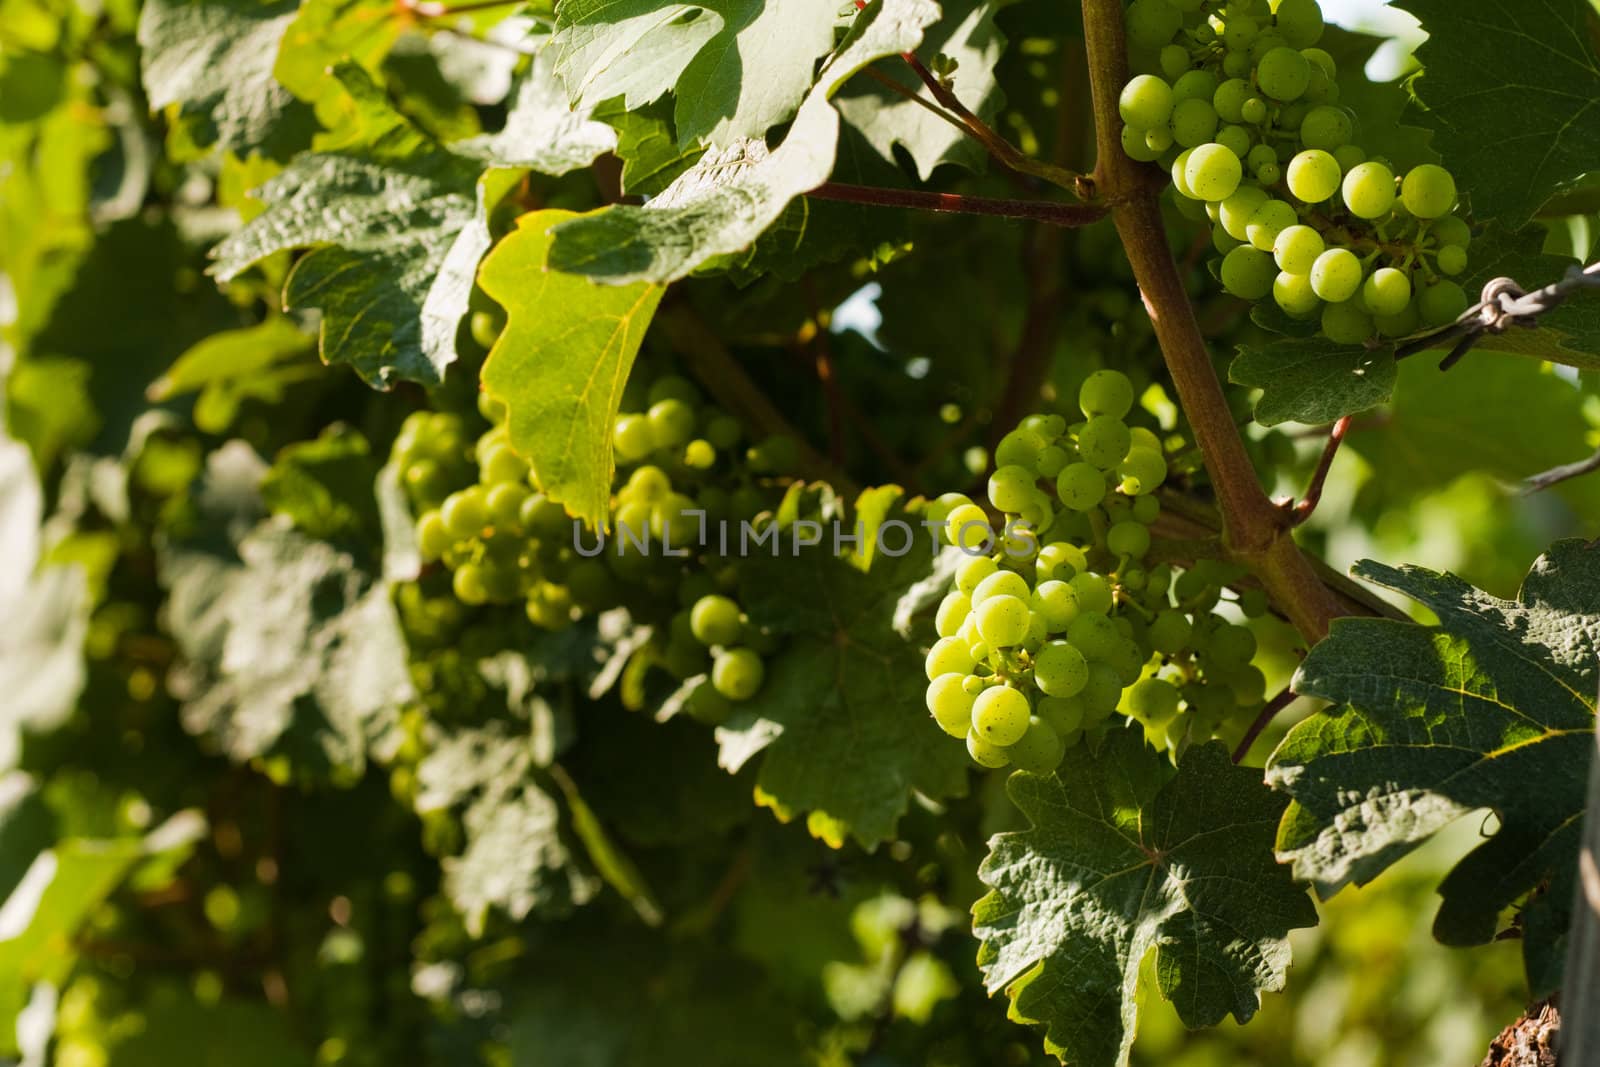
[392,370,798,725]
[1119,0,1472,342]
[920,370,1271,770]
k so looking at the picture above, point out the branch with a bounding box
[1079,0,1348,643]
[1523,444,1600,495]
[806,182,1106,227]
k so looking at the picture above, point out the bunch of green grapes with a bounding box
[391,371,798,723]
[1118,0,1473,342]
[920,369,1270,770]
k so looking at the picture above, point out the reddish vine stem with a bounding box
[807,182,1106,227]
[1079,0,1347,644]
[1232,687,1301,764]
[1288,416,1352,526]
[400,0,520,18]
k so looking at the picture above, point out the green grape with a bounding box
[1341,161,1396,219]
[1254,159,1282,185]
[613,414,655,461]
[1245,142,1276,173]
[1169,148,1197,198]
[1286,148,1341,202]
[470,308,505,350]
[1436,244,1468,275]
[1274,0,1324,46]
[1031,580,1079,630]
[1127,677,1181,720]
[935,591,972,638]
[1240,96,1268,124]
[1212,226,1241,255]
[1215,124,1252,158]
[452,563,489,606]
[972,569,1031,605]
[1300,45,1336,76]
[975,594,1030,648]
[712,647,765,701]
[1081,662,1125,713]
[1117,447,1167,495]
[944,503,992,552]
[1107,520,1152,559]
[1361,267,1412,317]
[689,594,743,646]
[1401,163,1456,218]
[1220,47,1251,79]
[1221,13,1258,49]
[1132,494,1160,525]
[1006,717,1066,774]
[1148,608,1192,653]
[1034,640,1089,697]
[1035,445,1070,478]
[1220,246,1277,300]
[1209,621,1258,665]
[567,558,617,609]
[972,685,1031,745]
[1036,695,1085,736]
[748,434,800,473]
[1417,279,1469,327]
[705,414,741,449]
[1256,46,1310,100]
[994,428,1047,469]
[1183,142,1242,200]
[1054,462,1104,511]
[646,399,696,449]
[966,731,1011,768]
[1122,123,1163,162]
[1172,69,1218,103]
[926,674,979,738]
[988,464,1038,513]
[1299,105,1352,151]
[1332,142,1366,173]
[1218,186,1268,241]
[1249,31,1287,63]
[624,464,672,501]
[647,374,700,405]
[1431,215,1471,249]
[1126,0,1182,49]
[685,680,733,726]
[1245,199,1298,251]
[1079,369,1135,419]
[486,482,527,531]
[1271,224,1324,274]
[1159,44,1191,81]
[417,510,451,562]
[1321,299,1375,344]
[523,494,573,540]
[1273,271,1321,317]
[1037,540,1087,580]
[1069,571,1114,613]
[1119,74,1175,129]
[481,444,528,485]
[441,488,489,538]
[956,554,1000,596]
[1212,77,1252,123]
[1308,248,1362,302]
[1066,613,1119,661]
[1170,98,1220,148]
[683,439,716,469]
[1078,415,1132,470]
[926,636,977,680]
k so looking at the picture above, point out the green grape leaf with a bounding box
[259,425,384,546]
[715,498,969,849]
[478,209,665,527]
[835,0,1006,178]
[547,0,942,284]
[601,102,706,196]
[1268,540,1600,994]
[159,444,412,779]
[1229,336,1398,426]
[147,319,319,435]
[1394,0,1600,228]
[552,0,840,149]
[137,0,314,161]
[415,721,598,934]
[974,729,1316,1067]
[1348,351,1600,523]
[212,56,614,389]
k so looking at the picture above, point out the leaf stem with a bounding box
[1079,0,1347,643]
[401,0,523,18]
[807,182,1107,227]
[1232,687,1301,765]
[1287,415,1351,526]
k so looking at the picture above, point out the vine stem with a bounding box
[1079,0,1346,644]
[807,182,1106,227]
[1232,687,1301,764]
[1287,415,1351,525]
